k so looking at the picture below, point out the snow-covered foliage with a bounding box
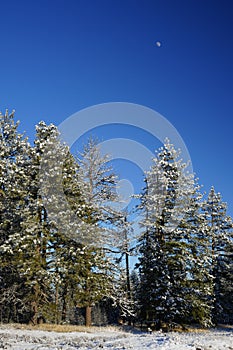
[75,137,123,247]
[76,138,136,322]
[202,187,233,323]
[0,111,232,328]
[0,115,117,325]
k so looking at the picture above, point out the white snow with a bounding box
[0,326,232,350]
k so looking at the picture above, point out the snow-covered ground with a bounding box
[0,325,232,350]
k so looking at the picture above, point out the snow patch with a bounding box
[0,327,232,350]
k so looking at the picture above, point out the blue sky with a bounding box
[1,0,233,217]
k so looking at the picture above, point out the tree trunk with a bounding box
[124,215,132,326]
[61,298,67,323]
[85,305,92,327]
[30,283,39,325]
[31,301,38,325]
[55,282,59,324]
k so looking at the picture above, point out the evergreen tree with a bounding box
[182,185,214,327]
[0,121,64,324]
[202,187,233,324]
[136,139,214,327]
[76,137,124,325]
[24,121,66,324]
[137,140,187,323]
[34,122,104,325]
[0,109,32,322]
[76,137,119,232]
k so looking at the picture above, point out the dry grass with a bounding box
[183,324,233,333]
[185,326,211,333]
[1,323,231,334]
[0,323,119,333]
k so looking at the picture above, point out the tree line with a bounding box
[0,110,232,328]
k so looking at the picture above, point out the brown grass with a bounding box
[0,323,118,333]
[1,323,231,334]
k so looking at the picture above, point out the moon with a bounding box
[156,41,161,47]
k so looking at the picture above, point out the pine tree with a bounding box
[1,121,62,324]
[182,185,214,327]
[38,133,119,326]
[216,231,233,324]
[0,109,32,322]
[202,187,233,324]
[76,137,120,232]
[33,121,97,324]
[21,121,64,324]
[136,139,214,327]
[0,118,89,324]
[136,140,187,323]
[76,137,123,325]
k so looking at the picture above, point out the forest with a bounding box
[0,110,232,329]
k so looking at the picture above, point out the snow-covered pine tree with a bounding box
[6,121,62,324]
[50,149,89,324]
[38,133,118,326]
[215,225,233,324]
[181,183,214,327]
[33,121,101,325]
[136,176,169,325]
[136,139,213,327]
[136,140,187,323]
[202,187,233,324]
[0,109,32,322]
[1,119,90,324]
[76,137,120,231]
[76,137,126,325]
